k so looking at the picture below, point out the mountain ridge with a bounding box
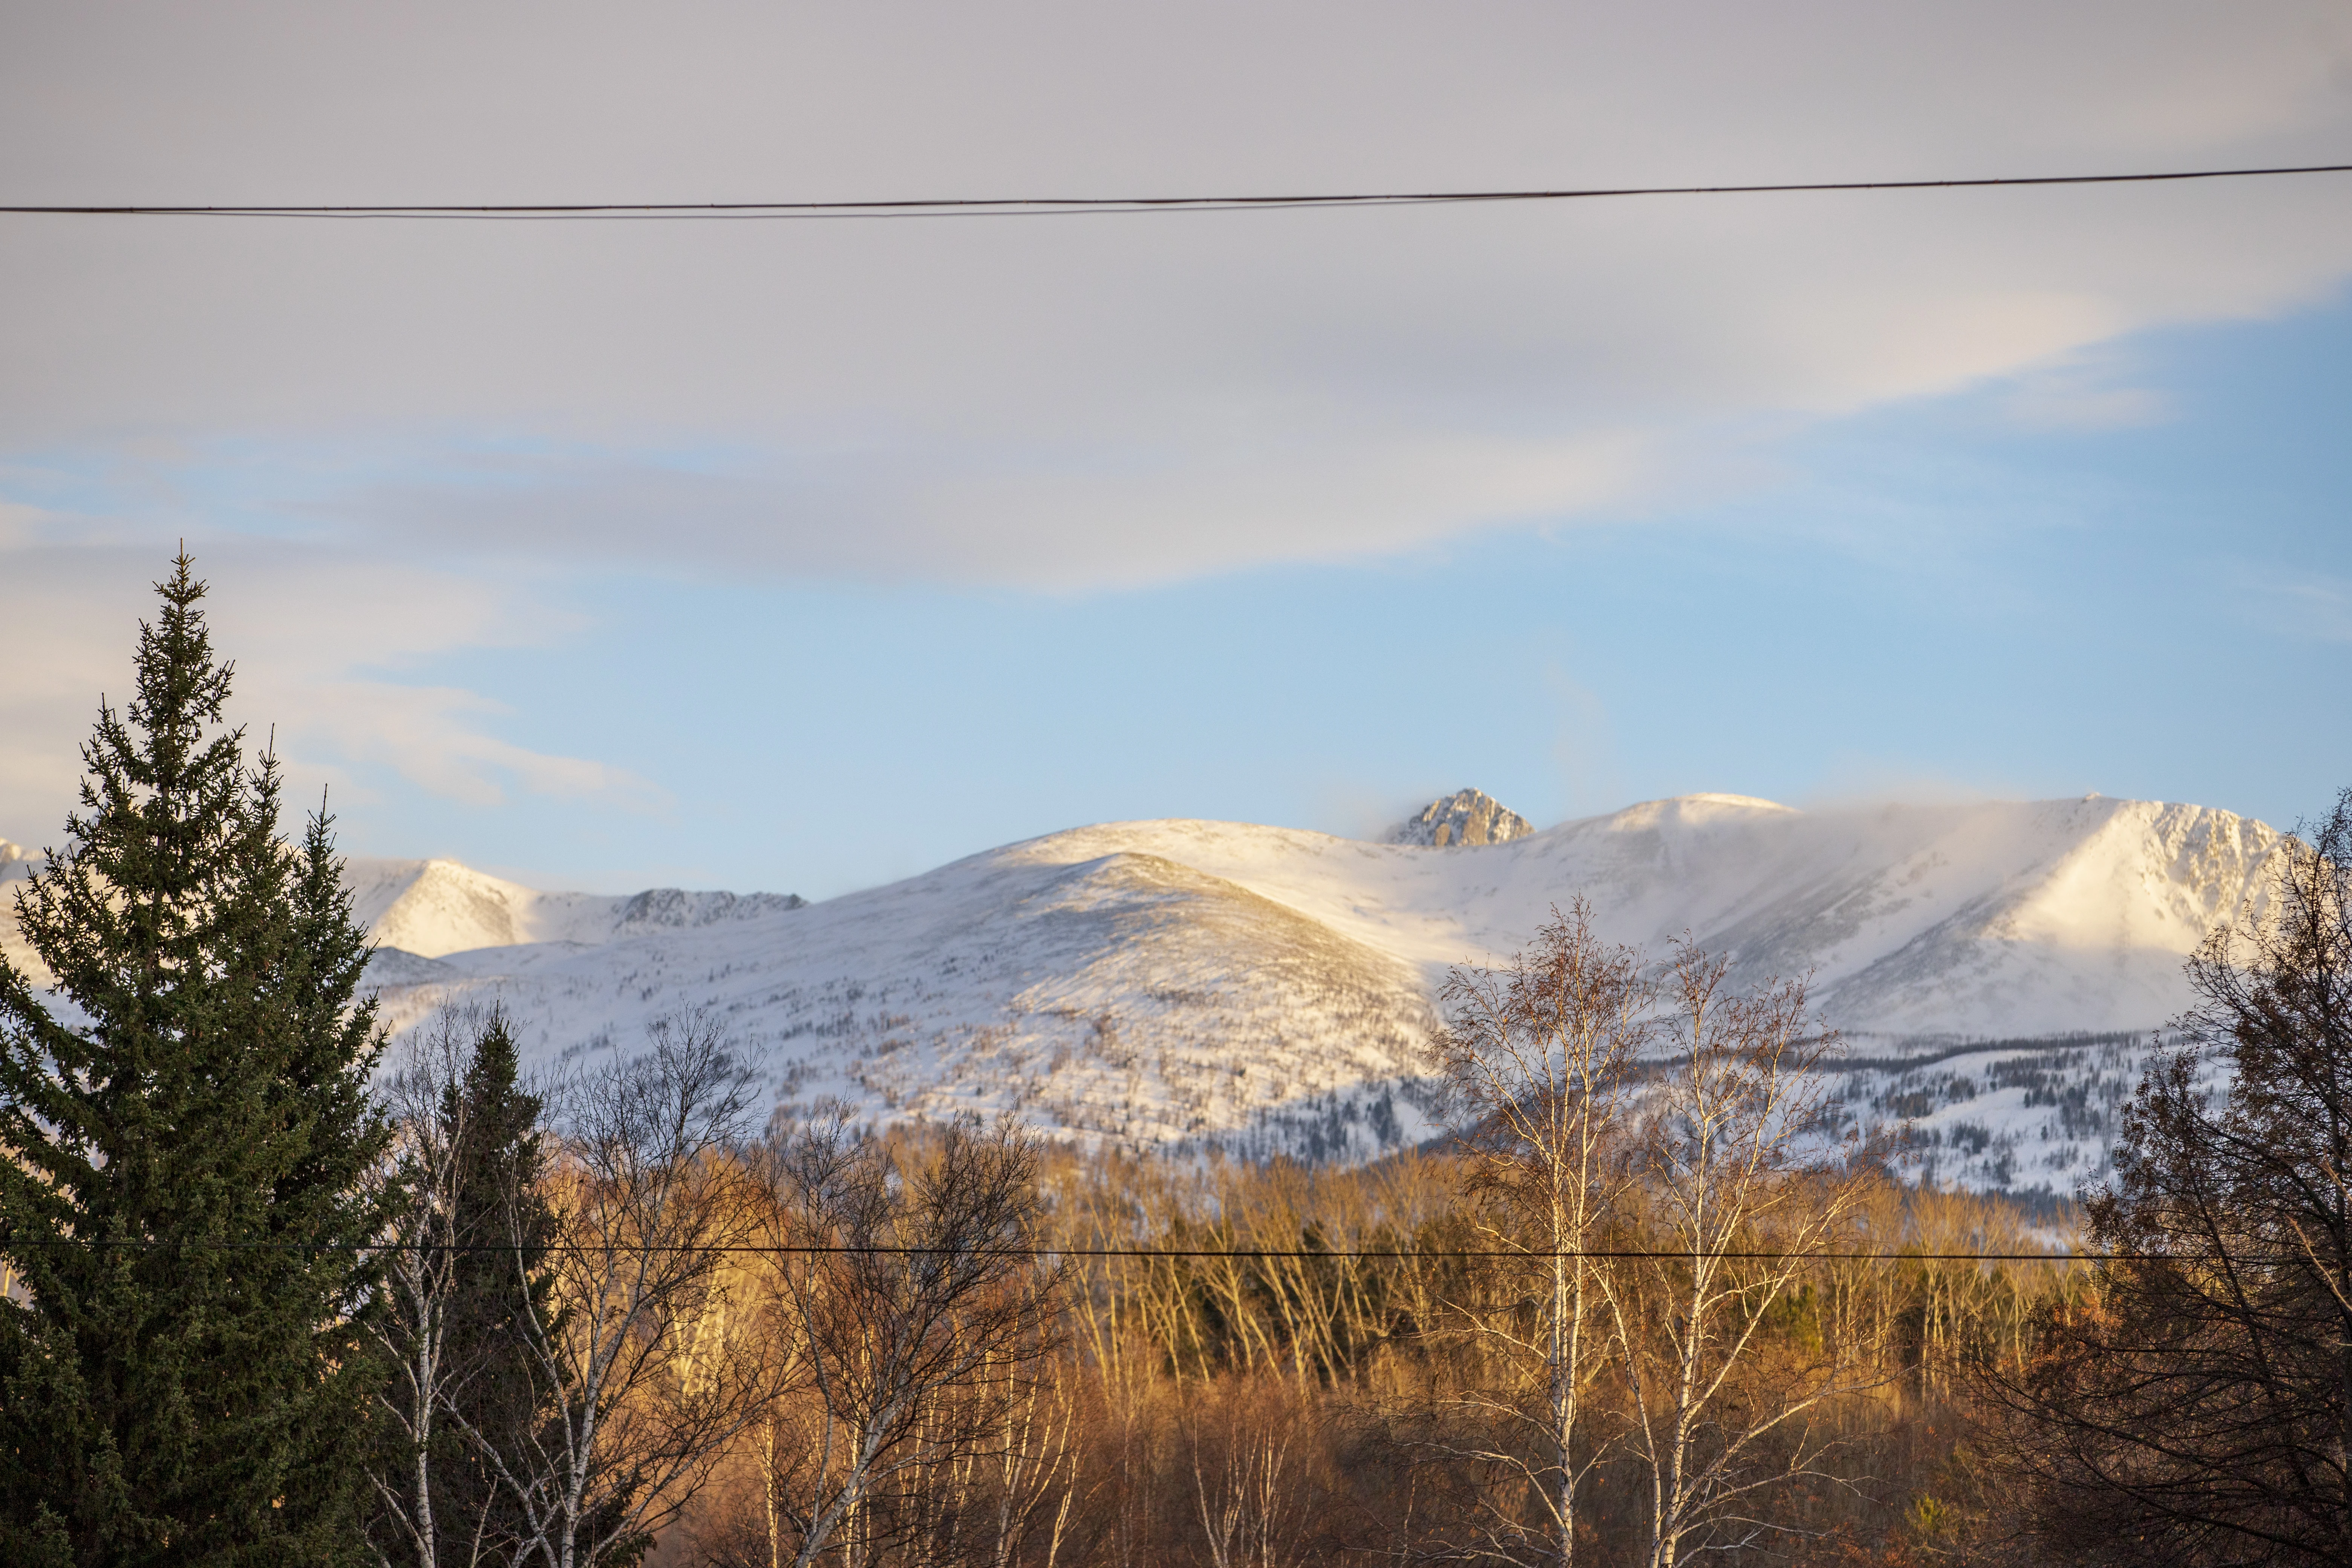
[343,855,807,957]
[2,792,2289,1182]
[347,791,2277,1172]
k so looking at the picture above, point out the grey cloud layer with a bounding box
[3,1,2350,590]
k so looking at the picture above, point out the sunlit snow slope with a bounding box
[0,796,2288,1185]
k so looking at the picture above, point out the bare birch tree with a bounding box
[369,1007,485,1568]
[754,1112,1063,1568]
[1428,899,1653,1567]
[979,1273,1083,1568]
[1189,1377,1309,1568]
[1603,945,1882,1568]
[468,1011,775,1568]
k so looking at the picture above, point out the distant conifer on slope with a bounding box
[0,554,390,1566]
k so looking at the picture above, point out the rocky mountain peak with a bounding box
[614,887,808,930]
[1386,789,1534,848]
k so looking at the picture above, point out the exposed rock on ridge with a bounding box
[1387,789,1533,848]
[617,887,807,931]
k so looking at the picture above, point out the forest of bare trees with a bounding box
[374,1071,2081,1566]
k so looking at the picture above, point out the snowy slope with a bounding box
[980,793,2278,1040]
[1827,1031,2182,1195]
[1,795,2288,1185]
[358,844,1441,1158]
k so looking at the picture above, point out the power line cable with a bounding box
[0,1237,2168,1263]
[4,161,2349,221]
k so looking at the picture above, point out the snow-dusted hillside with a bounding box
[0,794,2288,1187]
[1825,1031,2187,1195]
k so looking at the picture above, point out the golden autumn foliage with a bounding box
[661,1135,2077,1568]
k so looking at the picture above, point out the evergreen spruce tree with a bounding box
[367,1005,561,1567]
[435,1012,561,1564]
[0,555,391,1565]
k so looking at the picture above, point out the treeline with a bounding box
[7,560,2348,1567]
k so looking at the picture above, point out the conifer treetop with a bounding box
[0,553,391,1566]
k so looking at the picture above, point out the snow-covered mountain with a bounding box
[0,793,2289,1190]
[343,856,805,957]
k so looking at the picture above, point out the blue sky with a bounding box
[297,291,2352,895]
[4,4,2350,897]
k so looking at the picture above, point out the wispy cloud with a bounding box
[2234,568,2352,644]
[0,531,659,838]
[265,681,670,812]
[2000,351,2176,432]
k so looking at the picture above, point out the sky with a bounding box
[3,2,2350,899]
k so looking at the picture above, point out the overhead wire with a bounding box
[3,161,2349,221]
[0,1237,2182,1263]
